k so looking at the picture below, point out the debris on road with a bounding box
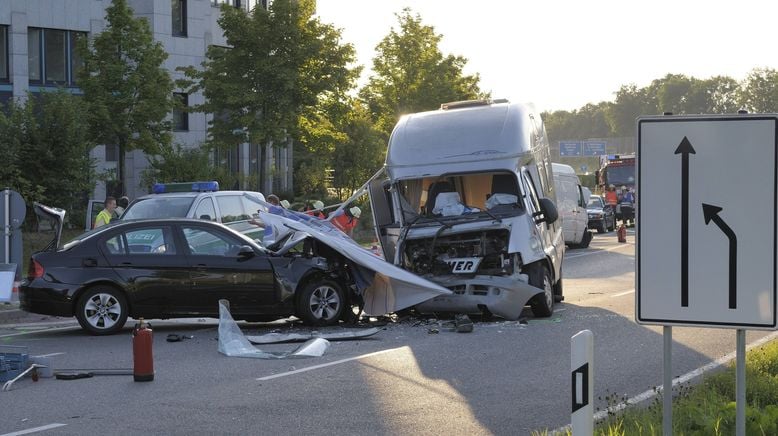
[166,334,194,342]
[246,327,380,344]
[218,300,329,359]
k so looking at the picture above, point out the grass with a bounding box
[533,339,778,435]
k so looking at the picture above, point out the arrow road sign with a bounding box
[675,136,696,307]
[702,204,737,309]
[637,115,778,329]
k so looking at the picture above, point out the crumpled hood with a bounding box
[258,205,451,315]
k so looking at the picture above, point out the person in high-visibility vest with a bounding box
[604,185,618,207]
[330,206,361,237]
[94,196,117,228]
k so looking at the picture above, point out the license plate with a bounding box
[445,257,482,274]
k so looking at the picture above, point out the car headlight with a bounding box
[588,212,603,219]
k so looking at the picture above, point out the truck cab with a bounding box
[369,99,565,320]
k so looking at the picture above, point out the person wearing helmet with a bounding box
[304,200,326,219]
[604,184,618,207]
[330,205,361,236]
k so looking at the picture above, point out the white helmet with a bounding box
[312,200,324,211]
[279,200,290,209]
[349,206,362,218]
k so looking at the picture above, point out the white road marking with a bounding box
[565,243,633,259]
[0,325,80,338]
[611,289,635,298]
[31,352,65,358]
[551,330,778,435]
[256,346,407,381]
[0,423,67,436]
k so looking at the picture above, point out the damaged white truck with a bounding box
[365,99,565,320]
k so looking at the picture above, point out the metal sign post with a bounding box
[3,188,9,265]
[663,326,672,436]
[571,330,593,435]
[637,114,778,436]
[736,329,745,436]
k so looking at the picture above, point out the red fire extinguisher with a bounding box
[133,318,154,382]
[617,223,627,243]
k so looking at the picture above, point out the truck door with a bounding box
[368,178,398,262]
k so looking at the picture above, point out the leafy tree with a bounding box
[330,100,386,199]
[0,91,95,228]
[360,8,484,140]
[605,84,654,137]
[140,144,237,191]
[738,68,778,113]
[78,0,174,195]
[180,0,358,158]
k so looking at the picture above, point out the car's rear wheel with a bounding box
[76,287,129,335]
[528,263,553,317]
[296,279,346,326]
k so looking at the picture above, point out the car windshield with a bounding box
[122,197,195,220]
[588,196,604,208]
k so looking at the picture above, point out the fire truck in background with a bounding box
[596,154,636,225]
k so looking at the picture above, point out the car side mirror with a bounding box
[237,245,255,258]
[537,198,559,225]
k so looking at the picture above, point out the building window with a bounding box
[28,28,86,86]
[172,0,187,37]
[105,144,119,162]
[211,0,261,11]
[173,93,189,131]
[0,26,8,82]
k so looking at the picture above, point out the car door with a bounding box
[100,225,191,317]
[181,223,275,316]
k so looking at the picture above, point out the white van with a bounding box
[367,99,565,320]
[552,163,592,248]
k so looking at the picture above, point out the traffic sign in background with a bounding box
[559,141,582,156]
[583,141,607,156]
[637,115,778,329]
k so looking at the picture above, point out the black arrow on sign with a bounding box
[675,137,696,307]
[702,203,738,309]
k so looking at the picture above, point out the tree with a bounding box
[360,8,484,140]
[330,100,386,199]
[738,68,778,113]
[141,144,237,191]
[0,91,96,228]
[78,0,174,196]
[180,0,358,156]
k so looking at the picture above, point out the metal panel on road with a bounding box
[637,114,778,329]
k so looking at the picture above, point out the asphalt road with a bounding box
[1,228,774,435]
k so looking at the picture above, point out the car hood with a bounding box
[258,206,451,316]
[33,202,66,251]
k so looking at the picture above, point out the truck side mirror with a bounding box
[537,198,559,225]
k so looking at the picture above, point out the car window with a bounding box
[122,197,195,220]
[183,226,241,256]
[194,198,217,221]
[588,197,604,208]
[216,195,249,224]
[521,169,542,213]
[103,226,177,255]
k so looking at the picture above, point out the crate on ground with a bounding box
[0,345,29,382]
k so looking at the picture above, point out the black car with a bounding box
[586,196,616,233]
[21,204,358,335]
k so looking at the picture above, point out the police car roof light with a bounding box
[152,181,219,194]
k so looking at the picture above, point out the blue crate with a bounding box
[0,345,29,382]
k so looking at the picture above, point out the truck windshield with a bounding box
[122,197,195,220]
[605,166,635,186]
[396,172,524,221]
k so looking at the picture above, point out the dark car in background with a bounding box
[587,196,616,233]
[22,205,358,335]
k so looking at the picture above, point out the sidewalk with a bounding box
[0,302,69,325]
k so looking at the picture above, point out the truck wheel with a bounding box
[528,263,553,318]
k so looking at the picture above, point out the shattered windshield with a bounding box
[396,172,525,224]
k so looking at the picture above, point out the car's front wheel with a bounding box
[296,279,346,326]
[528,263,554,318]
[76,287,129,335]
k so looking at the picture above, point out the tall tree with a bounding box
[180,0,358,156]
[738,68,778,113]
[78,0,174,195]
[360,8,484,140]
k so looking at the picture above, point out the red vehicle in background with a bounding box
[596,155,636,225]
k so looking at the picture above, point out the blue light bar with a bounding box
[151,181,219,194]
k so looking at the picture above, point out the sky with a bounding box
[316,0,778,113]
